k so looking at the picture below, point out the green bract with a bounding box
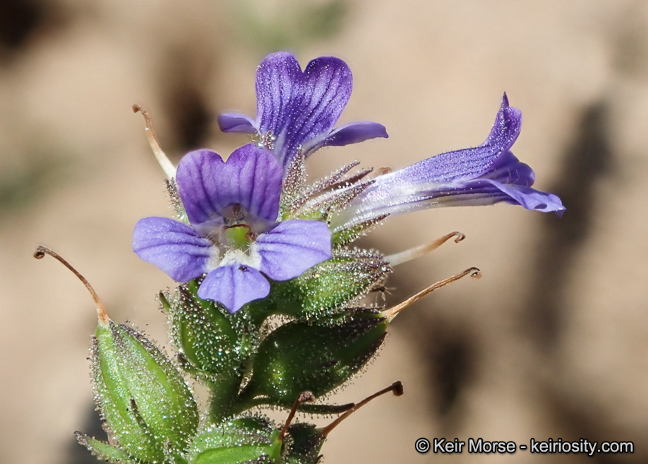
[187,417,282,464]
[241,309,388,407]
[78,317,198,463]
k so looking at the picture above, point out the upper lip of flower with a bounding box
[133,144,332,313]
[217,51,388,169]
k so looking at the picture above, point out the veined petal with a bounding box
[255,52,353,166]
[332,95,564,229]
[198,264,270,313]
[133,217,211,282]
[254,220,332,281]
[303,121,389,157]
[176,145,283,224]
[218,113,258,133]
[385,93,522,185]
[481,179,565,214]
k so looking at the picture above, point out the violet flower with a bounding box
[218,51,388,169]
[331,94,565,232]
[133,144,331,313]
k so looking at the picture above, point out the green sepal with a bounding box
[90,320,198,462]
[260,248,391,321]
[187,417,282,464]
[331,214,388,247]
[75,432,136,463]
[168,281,255,421]
[241,309,388,408]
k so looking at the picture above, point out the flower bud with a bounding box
[241,309,388,407]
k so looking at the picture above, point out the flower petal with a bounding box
[255,52,353,166]
[218,113,258,133]
[176,145,283,225]
[332,95,564,229]
[254,220,332,281]
[133,217,211,282]
[303,121,389,157]
[197,264,270,313]
[388,93,522,185]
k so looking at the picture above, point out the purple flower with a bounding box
[332,94,565,231]
[218,51,388,169]
[133,144,331,313]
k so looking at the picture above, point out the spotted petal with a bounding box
[198,264,271,313]
[254,220,332,281]
[176,145,283,225]
[133,217,211,282]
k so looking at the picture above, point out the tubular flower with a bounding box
[331,94,565,232]
[218,51,388,169]
[133,144,331,313]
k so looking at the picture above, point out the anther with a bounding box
[321,381,403,437]
[279,391,315,441]
[385,231,466,267]
[132,104,177,178]
[34,246,109,325]
[385,267,481,320]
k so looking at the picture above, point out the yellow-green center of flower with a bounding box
[224,225,253,251]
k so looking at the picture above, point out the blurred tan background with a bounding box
[1,0,647,463]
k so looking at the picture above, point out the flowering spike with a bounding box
[33,246,109,325]
[132,104,177,178]
[321,381,403,437]
[385,231,466,266]
[386,267,482,320]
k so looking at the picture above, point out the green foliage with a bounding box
[85,319,198,463]
[262,248,391,320]
[241,309,388,407]
[187,417,282,464]
[79,255,397,463]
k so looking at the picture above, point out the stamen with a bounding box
[279,391,315,441]
[132,104,177,178]
[33,246,109,325]
[321,381,403,437]
[385,267,481,320]
[385,231,465,267]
